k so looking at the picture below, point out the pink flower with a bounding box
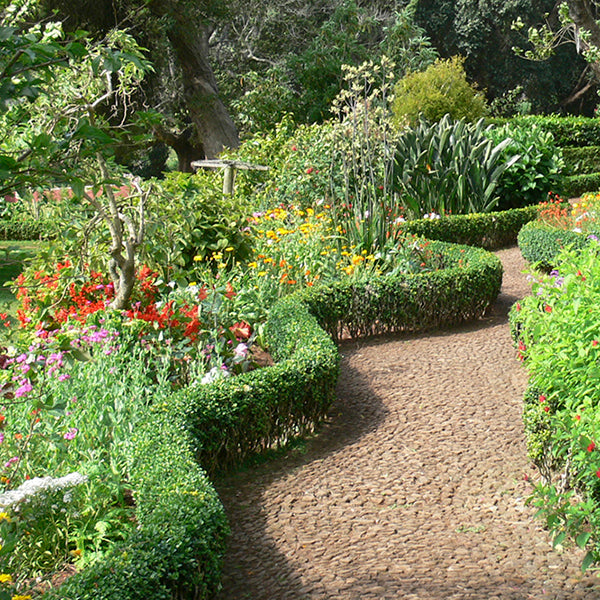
[15,380,33,398]
[63,428,78,440]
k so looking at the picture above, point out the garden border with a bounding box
[42,208,536,600]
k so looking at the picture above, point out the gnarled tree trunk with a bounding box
[150,1,240,159]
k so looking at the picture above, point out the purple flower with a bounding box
[589,234,599,241]
[15,380,33,398]
[4,456,18,468]
[0,432,4,444]
[63,428,78,440]
[57,373,70,382]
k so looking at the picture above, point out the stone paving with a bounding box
[214,247,600,600]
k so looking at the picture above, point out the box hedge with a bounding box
[397,205,540,249]
[488,115,600,148]
[517,219,598,271]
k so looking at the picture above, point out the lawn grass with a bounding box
[0,240,44,312]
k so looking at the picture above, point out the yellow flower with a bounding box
[0,512,10,522]
[257,271,267,277]
[225,246,234,252]
[12,595,32,600]
[0,573,12,584]
[248,262,258,269]
[193,255,203,262]
[189,281,197,287]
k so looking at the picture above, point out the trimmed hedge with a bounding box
[0,216,55,240]
[44,410,230,600]
[562,146,600,175]
[517,220,597,271]
[397,205,540,249]
[561,173,600,198]
[488,115,600,148]
[300,241,502,341]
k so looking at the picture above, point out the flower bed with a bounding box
[510,242,600,572]
[518,194,600,270]
[0,198,525,599]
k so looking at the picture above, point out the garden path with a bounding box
[214,247,600,600]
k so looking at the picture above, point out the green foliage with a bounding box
[562,173,600,198]
[398,204,541,249]
[486,121,564,210]
[392,115,517,218]
[415,0,588,116]
[563,146,600,175]
[517,220,593,271]
[509,241,600,571]
[42,409,229,600]
[489,115,600,148]
[392,56,488,126]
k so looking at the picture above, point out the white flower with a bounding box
[0,472,87,508]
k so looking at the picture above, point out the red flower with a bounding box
[305,167,314,174]
[575,414,581,421]
[539,394,546,404]
[515,303,521,311]
[588,442,596,452]
[596,468,600,478]
[198,286,208,301]
[544,406,550,413]
[544,305,552,313]
[593,340,599,347]
[225,282,236,299]
[230,321,252,341]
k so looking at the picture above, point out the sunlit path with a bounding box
[215,247,600,600]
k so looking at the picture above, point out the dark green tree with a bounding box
[415,0,592,114]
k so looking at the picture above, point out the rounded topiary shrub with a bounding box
[392,56,488,126]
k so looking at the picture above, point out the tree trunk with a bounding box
[150,1,240,158]
[568,0,600,81]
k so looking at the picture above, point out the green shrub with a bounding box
[562,146,600,175]
[392,56,488,126]
[42,408,229,600]
[392,115,518,217]
[0,214,56,240]
[517,220,593,271]
[486,122,564,211]
[561,173,600,198]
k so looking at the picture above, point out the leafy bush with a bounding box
[392,115,518,218]
[562,146,600,175]
[486,122,564,211]
[509,241,600,572]
[392,56,488,126]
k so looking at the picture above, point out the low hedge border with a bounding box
[397,205,540,249]
[561,173,600,198]
[562,146,600,175]
[517,220,598,271]
[44,410,230,600]
[42,216,516,600]
[0,217,55,240]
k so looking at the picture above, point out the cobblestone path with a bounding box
[215,247,600,600]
